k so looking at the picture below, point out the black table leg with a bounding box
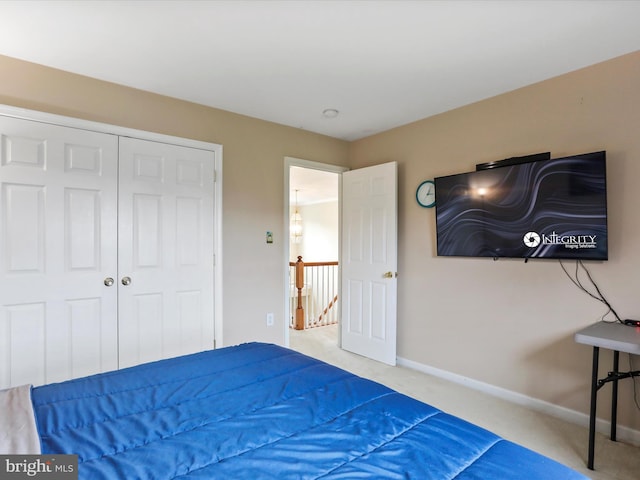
[611,350,619,441]
[588,346,599,470]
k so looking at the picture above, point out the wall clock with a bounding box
[416,180,436,208]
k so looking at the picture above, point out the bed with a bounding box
[4,342,587,479]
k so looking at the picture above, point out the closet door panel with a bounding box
[118,137,215,368]
[66,188,101,270]
[0,116,119,388]
[132,193,163,267]
[3,184,45,273]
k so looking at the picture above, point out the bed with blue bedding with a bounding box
[19,342,587,479]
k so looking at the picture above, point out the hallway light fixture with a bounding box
[290,189,303,243]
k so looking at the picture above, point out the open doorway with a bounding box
[285,158,398,365]
[284,158,347,349]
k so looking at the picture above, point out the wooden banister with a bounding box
[295,256,305,330]
[289,257,339,330]
[288,261,338,267]
[318,294,339,324]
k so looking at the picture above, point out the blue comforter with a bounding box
[31,342,587,479]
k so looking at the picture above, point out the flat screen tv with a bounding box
[434,151,608,260]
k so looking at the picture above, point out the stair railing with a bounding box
[289,256,339,329]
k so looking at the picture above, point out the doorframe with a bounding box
[0,103,224,347]
[283,157,348,347]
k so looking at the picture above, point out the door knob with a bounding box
[383,271,393,278]
[121,276,132,286]
[104,277,114,287]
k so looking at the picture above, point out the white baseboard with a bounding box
[397,356,640,447]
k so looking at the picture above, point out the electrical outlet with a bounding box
[266,313,274,326]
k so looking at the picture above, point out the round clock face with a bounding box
[416,180,436,208]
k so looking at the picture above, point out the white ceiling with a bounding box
[1,1,640,143]
[290,166,339,206]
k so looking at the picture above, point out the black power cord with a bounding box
[559,259,622,323]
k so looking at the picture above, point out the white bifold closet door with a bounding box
[117,137,215,368]
[0,116,119,388]
[0,116,215,389]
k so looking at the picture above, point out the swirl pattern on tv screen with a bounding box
[434,151,608,260]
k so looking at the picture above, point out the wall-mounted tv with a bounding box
[434,151,608,260]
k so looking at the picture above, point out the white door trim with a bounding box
[0,104,218,150]
[283,157,348,347]
[0,103,224,347]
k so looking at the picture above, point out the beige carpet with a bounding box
[290,325,640,480]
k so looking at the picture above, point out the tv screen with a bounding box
[434,151,608,260]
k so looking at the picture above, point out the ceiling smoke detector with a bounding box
[322,108,339,119]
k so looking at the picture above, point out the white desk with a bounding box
[574,321,640,470]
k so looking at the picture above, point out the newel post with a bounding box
[295,256,305,330]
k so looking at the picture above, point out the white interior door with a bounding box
[0,116,119,388]
[341,161,397,365]
[117,137,215,368]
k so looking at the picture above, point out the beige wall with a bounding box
[0,54,349,347]
[349,51,640,432]
[3,50,640,433]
